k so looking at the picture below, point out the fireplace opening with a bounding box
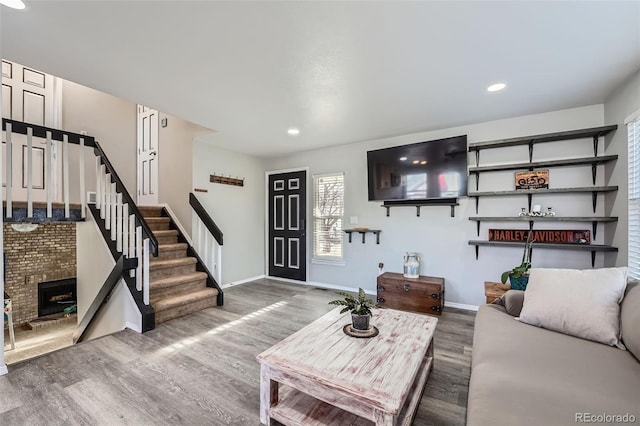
[38,278,77,317]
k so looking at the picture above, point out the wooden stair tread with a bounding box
[153,230,179,237]
[145,217,171,223]
[150,272,207,289]
[158,243,188,251]
[150,257,197,269]
[154,288,219,312]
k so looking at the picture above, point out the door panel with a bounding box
[137,105,159,205]
[2,60,59,203]
[268,171,306,281]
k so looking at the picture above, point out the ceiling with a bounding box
[2,1,639,157]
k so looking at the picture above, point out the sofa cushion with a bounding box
[492,289,525,316]
[519,267,627,348]
[622,283,640,361]
[468,305,640,426]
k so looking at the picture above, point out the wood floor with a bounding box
[0,279,475,425]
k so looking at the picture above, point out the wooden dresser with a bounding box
[376,272,445,316]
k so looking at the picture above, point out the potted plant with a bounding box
[500,232,535,290]
[328,288,377,331]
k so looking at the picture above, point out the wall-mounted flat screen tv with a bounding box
[367,135,468,201]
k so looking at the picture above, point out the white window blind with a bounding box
[629,117,640,279]
[313,173,344,260]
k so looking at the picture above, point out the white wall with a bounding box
[192,139,266,284]
[76,208,141,340]
[61,80,137,195]
[158,113,211,237]
[265,105,610,307]
[604,69,640,267]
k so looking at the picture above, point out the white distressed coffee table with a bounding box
[256,307,438,425]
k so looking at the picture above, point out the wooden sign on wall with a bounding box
[489,229,591,245]
[515,169,549,190]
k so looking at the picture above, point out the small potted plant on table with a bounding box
[329,288,376,331]
[501,232,535,290]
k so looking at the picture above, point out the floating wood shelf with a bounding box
[468,185,619,213]
[468,240,618,267]
[381,200,459,217]
[468,125,617,152]
[468,216,619,238]
[468,155,618,174]
[468,186,618,197]
[344,229,381,244]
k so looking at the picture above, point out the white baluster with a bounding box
[63,134,70,218]
[5,123,12,219]
[104,173,111,226]
[45,131,53,218]
[136,226,143,291]
[27,127,33,218]
[129,214,135,259]
[110,183,117,240]
[216,245,222,284]
[143,238,150,305]
[95,157,101,209]
[101,169,108,220]
[79,137,86,219]
[122,204,129,257]
[116,193,123,251]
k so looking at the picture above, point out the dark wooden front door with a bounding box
[268,171,306,281]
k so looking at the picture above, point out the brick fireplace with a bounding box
[3,223,77,326]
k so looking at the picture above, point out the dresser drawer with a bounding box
[376,273,445,316]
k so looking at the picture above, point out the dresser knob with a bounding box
[403,283,411,292]
[431,306,441,313]
[377,297,385,303]
[377,285,385,292]
[431,293,441,300]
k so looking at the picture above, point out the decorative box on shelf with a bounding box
[376,272,445,316]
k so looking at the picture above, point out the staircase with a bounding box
[140,206,219,324]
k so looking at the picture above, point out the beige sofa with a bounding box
[467,282,640,426]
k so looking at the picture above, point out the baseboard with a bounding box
[445,301,479,312]
[264,276,308,286]
[161,203,193,245]
[0,364,7,375]
[222,275,266,289]
[306,281,376,296]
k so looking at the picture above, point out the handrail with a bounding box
[189,192,223,245]
[94,141,159,256]
[73,256,124,344]
[2,118,96,146]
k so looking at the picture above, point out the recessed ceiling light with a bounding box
[420,161,427,165]
[0,0,26,9]
[487,83,506,92]
[412,160,419,164]
[399,157,407,161]
[287,128,300,136]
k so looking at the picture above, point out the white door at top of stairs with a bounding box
[1,60,62,202]
[136,105,159,205]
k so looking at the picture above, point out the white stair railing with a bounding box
[2,120,87,220]
[94,159,151,306]
[194,215,222,284]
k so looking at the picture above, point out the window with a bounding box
[313,173,344,260]
[629,114,640,279]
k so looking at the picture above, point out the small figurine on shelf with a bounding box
[518,208,528,217]
[544,207,556,216]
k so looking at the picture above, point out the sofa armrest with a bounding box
[492,290,525,317]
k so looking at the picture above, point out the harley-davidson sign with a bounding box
[488,229,590,245]
[515,170,549,190]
